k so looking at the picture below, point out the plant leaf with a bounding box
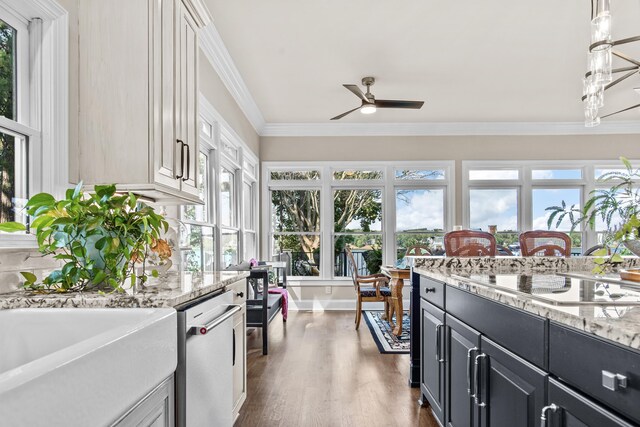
[20,271,37,284]
[0,222,26,232]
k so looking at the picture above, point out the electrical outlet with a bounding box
[325,286,332,294]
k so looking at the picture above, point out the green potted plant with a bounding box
[0,183,170,293]
[545,157,640,273]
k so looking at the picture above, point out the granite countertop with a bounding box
[0,270,250,309]
[414,263,640,350]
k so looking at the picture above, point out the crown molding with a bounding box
[260,120,640,137]
[199,23,266,134]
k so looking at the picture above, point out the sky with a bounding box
[396,189,444,231]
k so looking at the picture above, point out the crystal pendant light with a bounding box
[589,49,613,84]
[584,104,601,127]
[591,0,612,50]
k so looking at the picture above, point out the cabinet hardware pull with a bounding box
[183,142,190,181]
[435,324,445,363]
[474,353,487,407]
[176,139,185,179]
[236,292,244,298]
[467,347,479,396]
[539,403,558,427]
[601,370,628,391]
[232,328,236,367]
[424,287,436,293]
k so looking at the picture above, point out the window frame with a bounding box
[263,161,454,281]
[462,160,639,253]
[0,0,69,248]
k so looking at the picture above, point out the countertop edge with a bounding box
[414,267,640,351]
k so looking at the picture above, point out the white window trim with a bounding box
[263,160,454,281]
[198,94,260,268]
[462,160,639,252]
[0,0,68,248]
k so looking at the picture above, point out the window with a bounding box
[0,11,29,227]
[181,134,216,274]
[265,162,453,280]
[271,189,321,276]
[462,162,623,255]
[0,2,69,246]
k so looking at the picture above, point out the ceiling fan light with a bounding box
[360,103,377,114]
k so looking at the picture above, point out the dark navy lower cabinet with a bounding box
[413,275,640,427]
[543,379,636,427]
[445,314,480,427]
[420,298,446,425]
[476,336,547,427]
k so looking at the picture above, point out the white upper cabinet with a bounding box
[76,0,211,204]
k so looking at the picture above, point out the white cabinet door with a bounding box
[114,376,175,427]
[176,0,200,198]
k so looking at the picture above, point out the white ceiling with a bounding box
[206,0,640,124]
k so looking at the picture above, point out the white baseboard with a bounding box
[289,299,411,311]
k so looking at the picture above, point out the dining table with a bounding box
[380,266,411,336]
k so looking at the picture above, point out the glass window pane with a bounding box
[244,231,256,260]
[334,235,382,277]
[182,225,214,274]
[221,141,238,162]
[243,181,253,230]
[0,19,16,121]
[270,170,320,180]
[396,232,445,260]
[334,189,382,232]
[469,188,518,232]
[532,169,582,180]
[333,170,383,180]
[221,229,239,267]
[220,168,235,227]
[532,188,581,231]
[181,152,208,222]
[396,189,444,232]
[0,130,27,225]
[200,121,212,138]
[469,170,519,180]
[595,168,627,179]
[395,169,445,180]
[272,234,320,276]
[271,190,320,232]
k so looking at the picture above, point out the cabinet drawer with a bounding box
[447,286,546,368]
[419,276,445,309]
[228,279,247,306]
[549,323,640,424]
[548,378,635,427]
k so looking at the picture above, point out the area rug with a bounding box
[363,310,410,354]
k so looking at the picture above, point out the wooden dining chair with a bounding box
[345,247,391,330]
[405,245,431,256]
[519,231,572,257]
[444,230,497,257]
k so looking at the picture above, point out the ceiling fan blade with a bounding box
[330,106,360,120]
[601,103,640,119]
[375,100,424,109]
[343,84,370,103]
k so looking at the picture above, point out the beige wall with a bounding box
[198,53,259,156]
[261,134,640,224]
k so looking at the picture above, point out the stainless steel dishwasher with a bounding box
[176,290,241,427]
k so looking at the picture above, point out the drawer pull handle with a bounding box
[474,353,487,407]
[467,347,478,396]
[236,292,244,298]
[602,370,628,391]
[540,404,558,427]
[424,287,436,293]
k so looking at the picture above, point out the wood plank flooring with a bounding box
[237,311,438,427]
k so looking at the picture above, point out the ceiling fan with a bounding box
[330,77,425,120]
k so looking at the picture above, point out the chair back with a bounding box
[519,231,571,257]
[405,245,431,256]
[496,244,514,256]
[444,230,497,257]
[345,247,359,287]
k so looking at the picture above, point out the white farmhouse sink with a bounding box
[0,308,177,426]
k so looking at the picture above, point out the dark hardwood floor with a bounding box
[237,311,438,427]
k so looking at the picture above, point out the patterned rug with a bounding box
[363,310,410,354]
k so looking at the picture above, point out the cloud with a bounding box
[396,190,444,231]
[469,170,518,180]
[469,189,518,231]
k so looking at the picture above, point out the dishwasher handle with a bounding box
[190,305,241,336]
